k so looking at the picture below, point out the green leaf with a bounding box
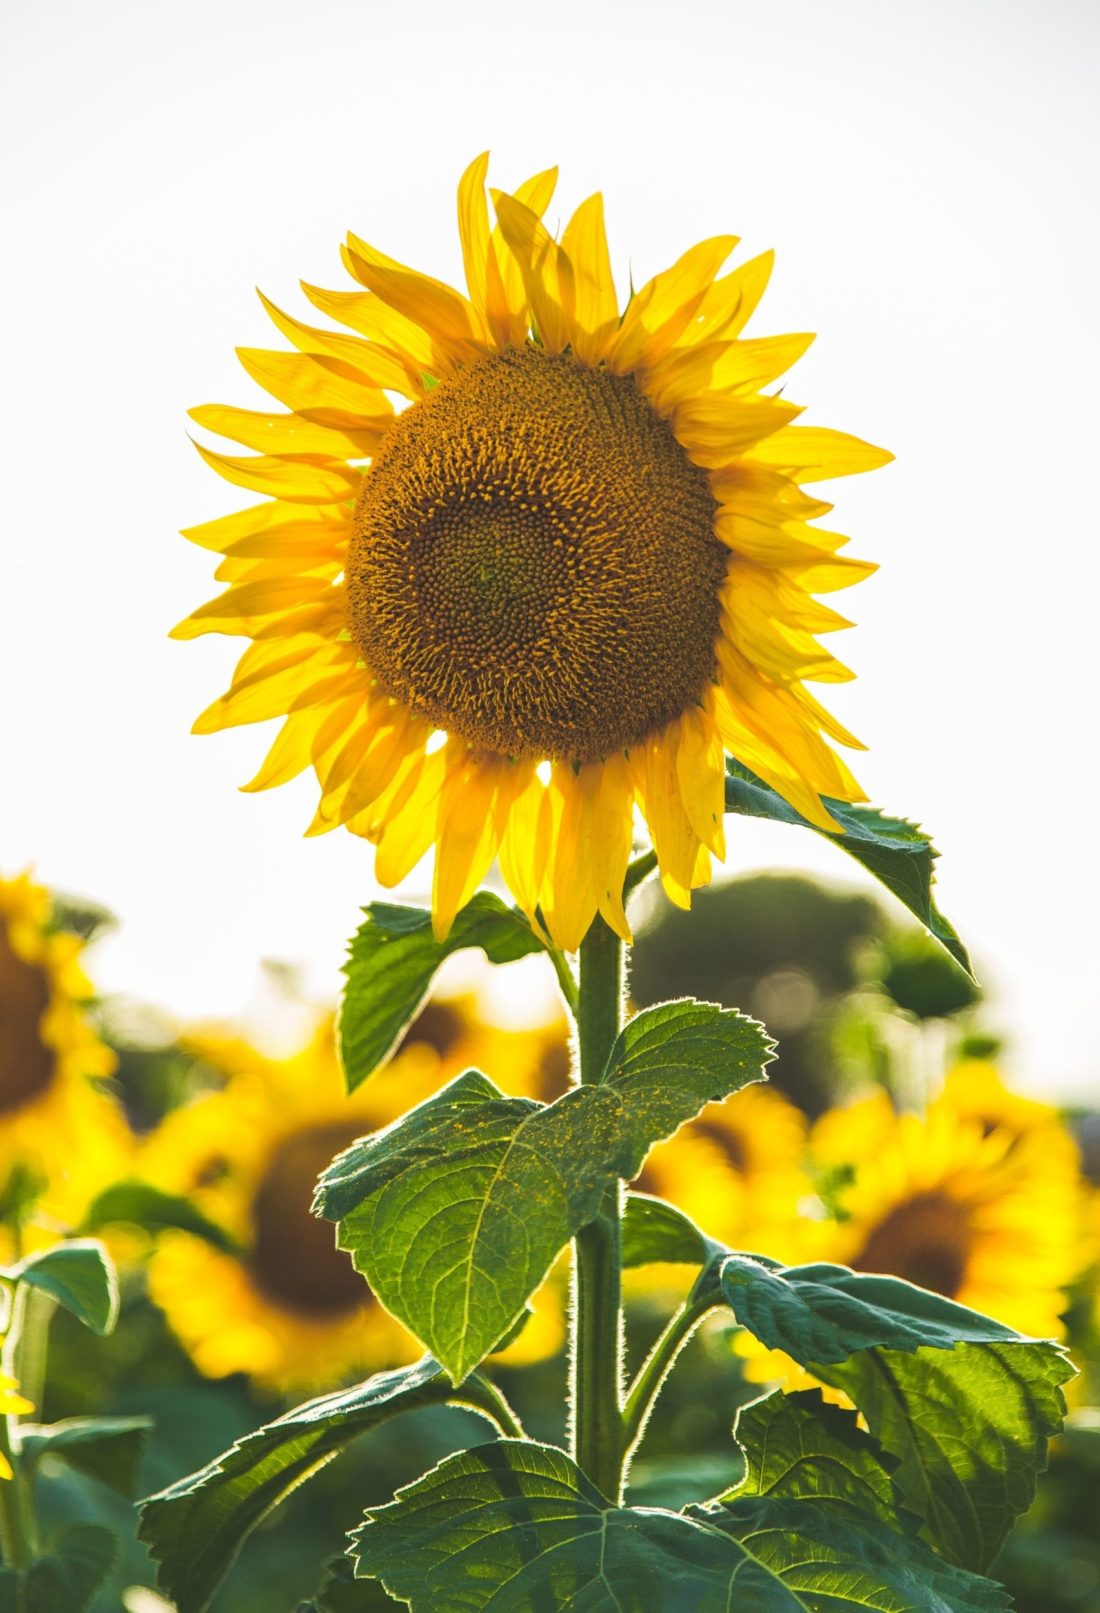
[20,1416,152,1498]
[353,1440,1009,1611]
[724,758,972,975]
[729,1390,902,1523]
[5,1241,119,1335]
[80,1181,239,1253]
[139,1359,452,1613]
[687,1496,1011,1613]
[298,1557,402,1611]
[0,1525,118,1613]
[621,1193,714,1269]
[816,1340,1073,1572]
[315,1072,632,1382]
[339,895,544,1091]
[706,1252,1075,1571]
[601,999,773,1175]
[713,1254,1020,1362]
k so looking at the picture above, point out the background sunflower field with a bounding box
[2,866,1097,1612]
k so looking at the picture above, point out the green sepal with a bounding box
[0,1525,118,1613]
[725,758,972,975]
[138,1359,452,1613]
[19,1416,151,1499]
[80,1181,240,1254]
[353,1439,1010,1611]
[4,1241,119,1336]
[339,895,545,1091]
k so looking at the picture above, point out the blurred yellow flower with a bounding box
[0,1372,33,1480]
[177,155,889,952]
[0,872,131,1248]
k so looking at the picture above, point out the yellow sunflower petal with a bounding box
[608,235,739,373]
[560,193,619,365]
[749,425,894,481]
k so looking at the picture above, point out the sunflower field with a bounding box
[4,143,1098,1613]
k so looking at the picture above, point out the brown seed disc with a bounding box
[348,346,725,761]
[250,1122,370,1317]
[0,927,56,1113]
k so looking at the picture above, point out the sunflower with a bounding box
[820,1094,1083,1338]
[0,873,129,1244]
[738,1091,1085,1394]
[177,156,890,950]
[143,1005,565,1389]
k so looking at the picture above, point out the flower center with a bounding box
[0,927,56,1114]
[348,346,725,761]
[853,1190,972,1298]
[250,1122,369,1317]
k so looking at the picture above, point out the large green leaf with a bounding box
[817,1341,1072,1572]
[139,1359,452,1613]
[707,1252,1074,1571]
[353,1439,1009,1611]
[20,1416,152,1498]
[5,1241,118,1335]
[319,1009,772,1382]
[724,758,971,975]
[81,1181,239,1254]
[0,1525,118,1613]
[315,1072,631,1382]
[729,1390,902,1523]
[713,1254,1020,1362]
[339,895,545,1091]
[601,999,772,1175]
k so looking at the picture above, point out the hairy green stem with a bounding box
[623,848,658,900]
[460,1373,528,1441]
[621,1296,717,1468]
[572,916,626,1501]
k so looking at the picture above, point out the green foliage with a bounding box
[5,1242,119,1336]
[352,1439,1009,1611]
[816,1342,1072,1572]
[712,1254,1020,1361]
[317,1005,770,1381]
[80,1182,240,1253]
[316,1072,630,1382]
[874,929,980,1020]
[728,1390,902,1522]
[19,1416,151,1499]
[339,895,545,1091]
[139,1359,452,1613]
[620,1193,714,1269]
[0,1525,117,1613]
[724,759,971,975]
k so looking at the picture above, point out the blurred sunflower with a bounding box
[0,873,130,1246]
[633,1082,813,1263]
[177,155,890,951]
[144,1005,564,1389]
[0,1373,33,1480]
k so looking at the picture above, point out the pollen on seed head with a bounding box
[347,345,726,762]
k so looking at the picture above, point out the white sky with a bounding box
[2,0,1097,1099]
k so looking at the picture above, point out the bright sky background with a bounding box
[3,0,1097,1098]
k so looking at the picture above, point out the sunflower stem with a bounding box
[571,916,626,1501]
[623,848,658,900]
[460,1372,528,1441]
[621,1294,717,1470]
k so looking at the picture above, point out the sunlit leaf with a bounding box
[20,1416,152,1498]
[725,758,971,974]
[5,1241,119,1336]
[339,895,544,1091]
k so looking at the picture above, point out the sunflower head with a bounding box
[178,156,890,949]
